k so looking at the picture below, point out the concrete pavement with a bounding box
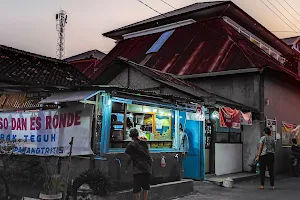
[172,175,300,200]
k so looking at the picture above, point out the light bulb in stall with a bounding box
[153,108,158,112]
[211,111,219,119]
[168,113,172,117]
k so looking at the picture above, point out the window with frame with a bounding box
[110,102,175,149]
[216,132,241,143]
[215,118,241,143]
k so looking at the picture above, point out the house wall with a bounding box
[188,73,261,110]
[109,67,214,101]
[242,120,261,171]
[188,73,263,173]
[263,72,300,172]
[108,67,160,90]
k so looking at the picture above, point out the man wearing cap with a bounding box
[125,128,152,200]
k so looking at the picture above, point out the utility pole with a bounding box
[56,9,68,60]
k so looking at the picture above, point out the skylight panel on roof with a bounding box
[146,30,175,54]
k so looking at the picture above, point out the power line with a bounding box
[267,0,300,32]
[135,0,184,28]
[135,0,225,38]
[136,0,168,17]
[160,0,176,9]
[260,0,298,33]
[284,0,300,19]
[276,0,300,27]
[272,31,300,33]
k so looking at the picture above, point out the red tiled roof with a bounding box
[93,19,299,82]
[71,58,101,80]
[0,94,41,110]
[0,45,91,86]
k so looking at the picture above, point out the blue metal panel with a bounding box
[200,119,205,180]
[112,97,133,104]
[100,94,112,155]
[181,111,205,180]
[146,30,175,54]
[183,120,201,179]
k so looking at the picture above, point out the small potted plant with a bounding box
[39,158,65,200]
[39,174,65,200]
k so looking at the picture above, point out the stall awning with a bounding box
[39,90,100,104]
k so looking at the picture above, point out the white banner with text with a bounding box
[0,105,94,156]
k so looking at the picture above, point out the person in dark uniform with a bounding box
[125,128,152,200]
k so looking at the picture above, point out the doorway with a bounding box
[180,111,205,180]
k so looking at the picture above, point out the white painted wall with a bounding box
[215,143,243,175]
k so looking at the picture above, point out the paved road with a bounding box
[173,176,300,200]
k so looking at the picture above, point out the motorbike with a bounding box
[291,154,300,177]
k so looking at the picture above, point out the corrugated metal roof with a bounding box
[281,36,299,46]
[39,90,98,104]
[108,1,226,33]
[71,58,101,79]
[0,45,91,86]
[65,50,106,62]
[93,19,300,82]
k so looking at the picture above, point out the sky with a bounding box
[1,0,300,58]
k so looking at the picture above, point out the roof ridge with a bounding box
[103,1,229,37]
[0,44,67,64]
[281,36,299,40]
[65,49,106,60]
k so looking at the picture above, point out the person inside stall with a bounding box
[179,123,189,157]
[125,117,134,140]
[125,128,152,200]
[127,117,134,130]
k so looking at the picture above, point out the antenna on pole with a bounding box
[56,9,68,60]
